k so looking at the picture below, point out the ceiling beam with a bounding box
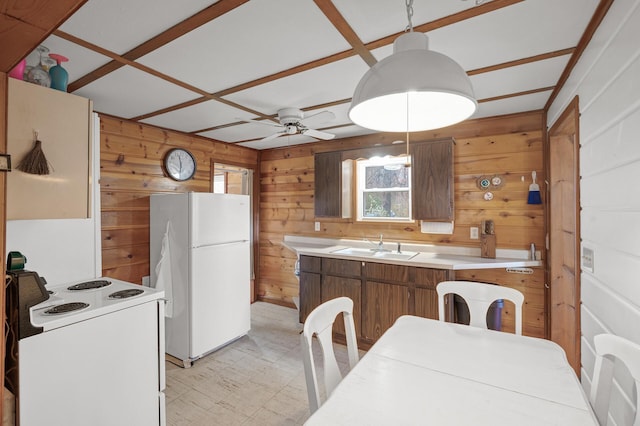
[65,0,250,92]
[468,47,575,76]
[313,0,377,67]
[478,86,555,104]
[544,0,614,112]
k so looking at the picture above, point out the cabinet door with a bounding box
[413,267,451,320]
[414,287,439,320]
[299,272,321,323]
[412,139,454,221]
[323,275,362,337]
[314,151,342,217]
[362,281,409,341]
[8,79,91,219]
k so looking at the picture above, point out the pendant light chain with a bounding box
[405,0,414,32]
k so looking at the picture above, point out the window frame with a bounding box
[355,155,413,223]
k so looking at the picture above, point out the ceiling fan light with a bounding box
[349,32,477,132]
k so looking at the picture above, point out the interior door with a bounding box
[548,98,581,374]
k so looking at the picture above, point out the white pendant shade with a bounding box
[349,32,477,132]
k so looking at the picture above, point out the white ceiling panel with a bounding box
[140,99,257,133]
[198,121,285,143]
[237,133,317,150]
[59,0,217,54]
[426,0,599,71]
[74,66,198,119]
[222,56,369,114]
[470,55,570,100]
[472,90,553,120]
[137,0,352,93]
[332,0,493,44]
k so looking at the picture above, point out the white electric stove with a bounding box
[17,277,166,426]
[30,277,163,330]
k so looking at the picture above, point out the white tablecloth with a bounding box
[305,315,597,425]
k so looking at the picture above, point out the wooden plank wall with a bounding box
[99,115,259,284]
[259,111,547,338]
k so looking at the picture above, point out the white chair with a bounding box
[436,280,524,335]
[301,296,359,414]
[590,334,640,426]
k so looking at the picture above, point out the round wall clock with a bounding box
[163,148,196,181]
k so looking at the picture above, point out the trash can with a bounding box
[453,295,504,331]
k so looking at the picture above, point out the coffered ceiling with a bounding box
[24,0,608,149]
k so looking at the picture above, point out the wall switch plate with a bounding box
[470,227,479,240]
[582,247,594,273]
[314,221,320,232]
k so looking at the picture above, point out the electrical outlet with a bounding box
[314,221,321,232]
[470,227,479,240]
[582,247,594,273]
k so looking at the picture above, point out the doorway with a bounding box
[547,97,581,374]
[212,162,256,302]
[213,163,252,195]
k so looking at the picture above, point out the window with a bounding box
[356,156,411,222]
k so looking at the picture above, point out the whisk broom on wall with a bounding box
[17,131,52,175]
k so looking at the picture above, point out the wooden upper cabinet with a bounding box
[314,151,342,217]
[411,139,454,221]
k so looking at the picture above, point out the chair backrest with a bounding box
[436,280,524,335]
[301,296,359,414]
[590,334,640,426]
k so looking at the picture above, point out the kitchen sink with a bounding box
[331,247,419,260]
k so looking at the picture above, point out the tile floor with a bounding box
[165,301,353,425]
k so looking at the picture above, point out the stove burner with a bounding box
[44,302,90,315]
[67,280,112,291]
[108,289,144,299]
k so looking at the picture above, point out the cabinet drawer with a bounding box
[365,262,409,283]
[414,267,448,289]
[300,255,321,273]
[323,258,362,277]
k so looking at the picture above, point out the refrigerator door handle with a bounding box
[192,240,248,249]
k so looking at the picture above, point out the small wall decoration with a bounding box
[476,174,504,190]
[477,174,504,201]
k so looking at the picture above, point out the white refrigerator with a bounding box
[150,192,251,367]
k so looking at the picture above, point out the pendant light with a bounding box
[349,0,477,132]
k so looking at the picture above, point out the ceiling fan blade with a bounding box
[238,117,283,128]
[300,110,335,127]
[260,131,285,142]
[301,128,336,140]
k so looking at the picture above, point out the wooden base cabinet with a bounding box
[298,255,453,347]
[362,281,409,341]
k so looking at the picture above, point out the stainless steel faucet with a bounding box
[377,234,384,251]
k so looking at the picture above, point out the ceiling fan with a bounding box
[242,108,336,142]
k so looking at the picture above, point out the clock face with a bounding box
[164,148,196,181]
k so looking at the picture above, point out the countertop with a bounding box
[283,235,542,271]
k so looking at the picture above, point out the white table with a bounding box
[305,316,597,425]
